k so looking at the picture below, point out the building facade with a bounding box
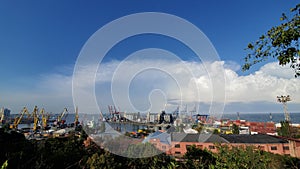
[147,133,300,158]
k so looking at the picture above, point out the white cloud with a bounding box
[226,62,300,103]
[74,59,300,113]
[2,60,300,114]
[258,62,295,79]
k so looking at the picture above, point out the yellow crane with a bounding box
[0,107,4,123]
[31,106,39,132]
[10,107,29,129]
[39,108,48,129]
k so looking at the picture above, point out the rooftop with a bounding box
[220,134,288,144]
[143,131,171,145]
[171,133,229,143]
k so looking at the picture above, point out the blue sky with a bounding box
[0,1,299,115]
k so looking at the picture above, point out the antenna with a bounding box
[277,95,291,123]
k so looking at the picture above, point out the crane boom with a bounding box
[10,107,28,129]
[40,108,48,129]
[56,108,68,127]
[31,106,39,131]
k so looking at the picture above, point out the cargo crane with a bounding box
[57,108,68,127]
[39,108,48,129]
[31,106,39,132]
[10,107,29,129]
[277,95,292,123]
[0,107,4,123]
[108,105,120,121]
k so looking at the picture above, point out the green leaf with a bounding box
[247,43,254,49]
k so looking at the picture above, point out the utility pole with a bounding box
[277,95,291,123]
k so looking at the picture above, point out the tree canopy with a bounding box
[1,127,299,169]
[243,4,300,77]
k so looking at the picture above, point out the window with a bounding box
[175,151,181,154]
[209,145,215,149]
[271,146,277,150]
[283,146,289,150]
[175,144,180,148]
[162,146,166,150]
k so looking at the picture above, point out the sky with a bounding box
[0,1,299,115]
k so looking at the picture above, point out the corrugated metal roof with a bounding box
[220,134,288,143]
[171,133,229,143]
[143,131,171,145]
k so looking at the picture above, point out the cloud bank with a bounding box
[1,60,299,114]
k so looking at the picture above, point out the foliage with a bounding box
[0,129,34,169]
[213,144,300,169]
[0,128,88,169]
[232,124,239,134]
[85,151,122,169]
[85,145,175,169]
[1,127,299,169]
[1,161,8,169]
[183,145,216,169]
[243,4,300,77]
[277,120,300,138]
[214,145,273,169]
[277,120,291,137]
[175,144,299,169]
[32,136,86,169]
[124,142,162,158]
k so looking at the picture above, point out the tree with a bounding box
[277,120,300,138]
[85,151,122,169]
[183,145,215,169]
[214,145,273,169]
[1,161,8,169]
[232,124,239,134]
[277,121,290,137]
[243,4,300,77]
[213,144,300,169]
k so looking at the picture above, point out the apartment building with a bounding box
[146,132,300,158]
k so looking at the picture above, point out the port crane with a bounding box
[0,107,4,123]
[57,108,68,126]
[31,106,39,131]
[108,105,120,120]
[39,108,48,129]
[10,107,29,129]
